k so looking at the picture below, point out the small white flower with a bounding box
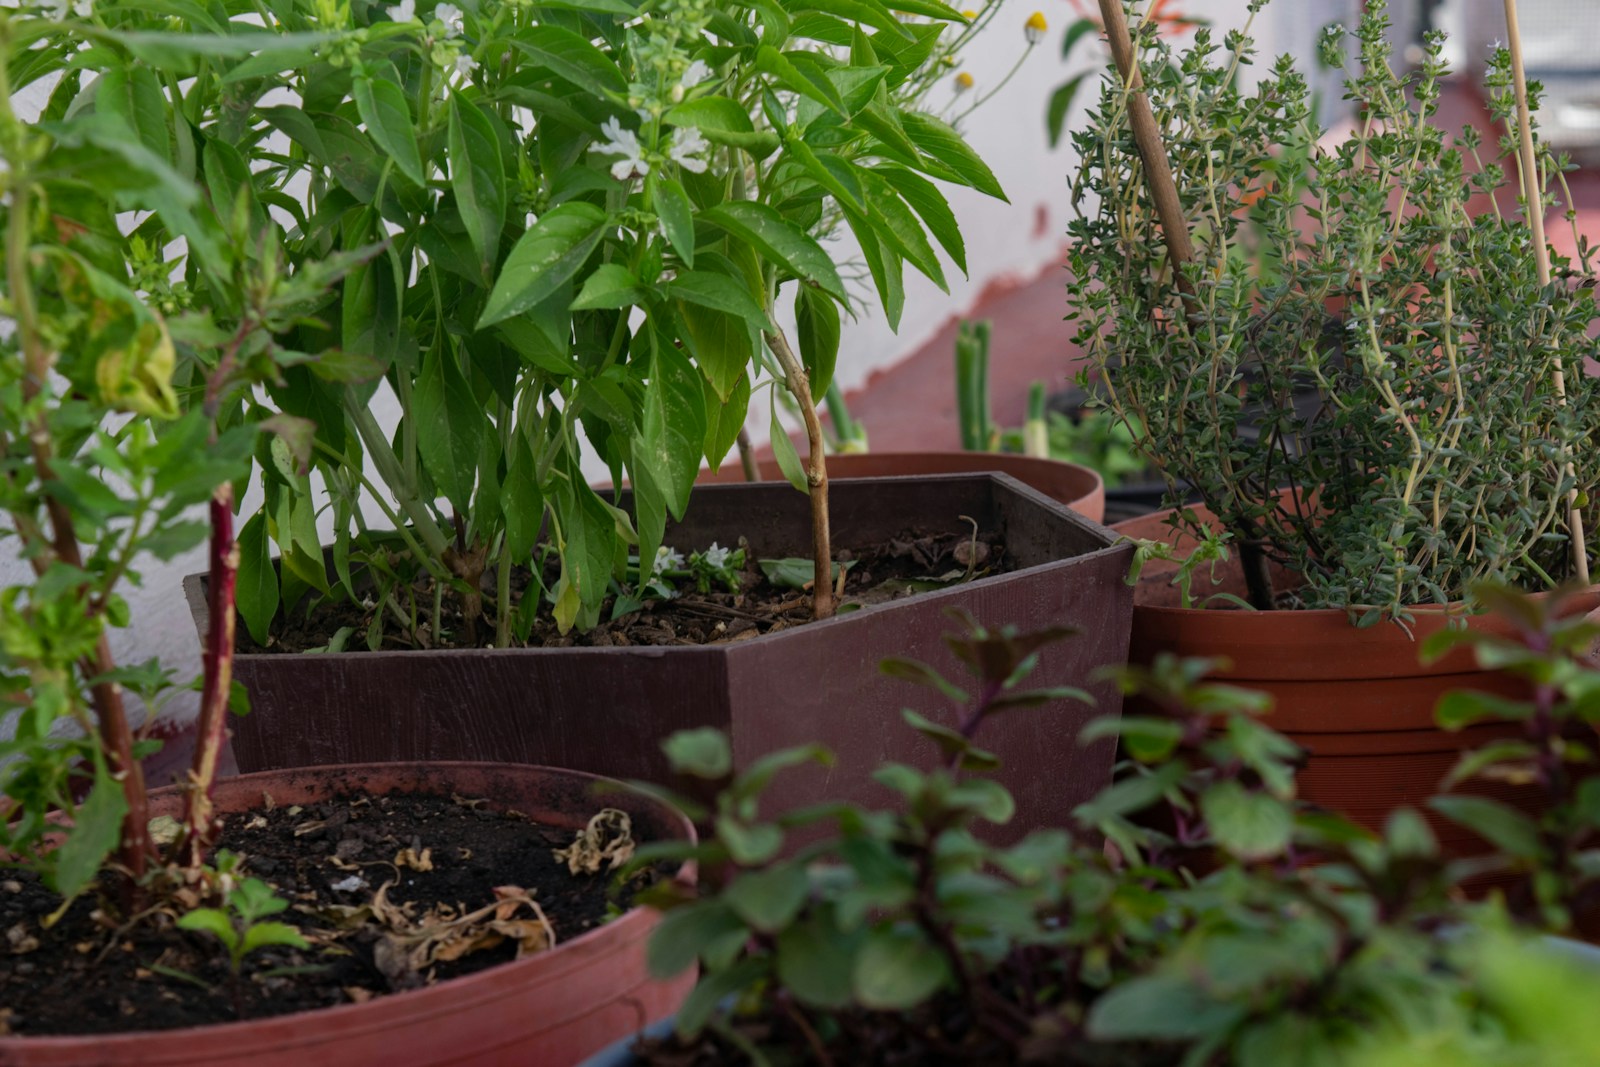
[596,116,648,181]
[668,126,709,174]
[703,542,731,570]
[435,2,464,37]
[681,60,710,89]
[655,546,686,572]
[453,53,479,78]
[386,0,415,21]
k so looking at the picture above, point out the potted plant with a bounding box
[151,0,1135,826]
[1064,0,1600,844]
[697,317,1111,520]
[583,606,1600,1065]
[0,8,690,1060]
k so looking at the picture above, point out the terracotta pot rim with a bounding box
[1131,585,1600,626]
[2,761,693,1051]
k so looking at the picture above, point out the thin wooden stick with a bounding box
[1097,0,1197,309]
[1504,0,1591,586]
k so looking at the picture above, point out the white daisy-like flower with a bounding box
[668,126,709,174]
[596,116,648,181]
[703,542,730,570]
[453,53,479,78]
[386,0,415,21]
[435,2,464,37]
[655,546,687,572]
[681,59,710,89]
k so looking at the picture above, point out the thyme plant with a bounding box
[1067,2,1599,617]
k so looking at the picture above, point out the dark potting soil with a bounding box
[0,792,659,1036]
[246,526,1011,654]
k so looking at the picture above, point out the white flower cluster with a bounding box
[594,117,708,183]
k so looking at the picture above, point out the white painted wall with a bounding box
[4,0,1368,729]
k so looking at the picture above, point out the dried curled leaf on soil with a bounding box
[553,809,636,876]
[369,882,555,990]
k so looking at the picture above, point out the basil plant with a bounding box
[39,0,1020,650]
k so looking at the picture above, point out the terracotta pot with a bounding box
[187,475,1134,842]
[1112,505,1600,855]
[0,762,694,1067]
[697,452,1106,523]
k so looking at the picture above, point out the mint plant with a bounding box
[624,618,1576,1064]
[0,4,366,913]
[1067,1,1598,616]
[31,0,1033,651]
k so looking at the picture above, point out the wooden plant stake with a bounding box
[1503,0,1591,586]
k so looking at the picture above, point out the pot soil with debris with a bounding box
[249,526,1011,654]
[0,792,655,1036]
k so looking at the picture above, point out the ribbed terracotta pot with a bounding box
[0,763,694,1067]
[1113,505,1600,855]
[697,452,1106,523]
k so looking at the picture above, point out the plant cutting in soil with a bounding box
[243,526,1010,653]
[0,790,661,1035]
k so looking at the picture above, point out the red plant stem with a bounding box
[179,483,238,867]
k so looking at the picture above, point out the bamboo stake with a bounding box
[1504,0,1591,586]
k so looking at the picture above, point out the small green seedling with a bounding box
[177,875,308,976]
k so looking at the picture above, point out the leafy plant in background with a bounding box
[0,6,354,918]
[41,0,1031,651]
[622,613,1598,1064]
[1067,2,1599,617]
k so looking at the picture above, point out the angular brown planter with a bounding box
[188,475,1134,838]
[1113,505,1600,856]
[698,451,1106,523]
[0,762,694,1067]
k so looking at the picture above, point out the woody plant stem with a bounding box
[764,327,834,619]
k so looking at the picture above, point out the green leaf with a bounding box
[502,437,544,561]
[665,97,780,157]
[879,656,968,703]
[95,67,170,164]
[1429,795,1542,859]
[675,959,767,1038]
[716,817,784,865]
[1088,972,1247,1040]
[413,345,485,514]
[678,303,756,401]
[652,175,696,267]
[665,271,770,332]
[873,165,965,274]
[663,728,733,778]
[236,510,278,647]
[795,285,841,400]
[640,336,707,520]
[1435,689,1534,730]
[777,914,862,1009]
[848,214,904,330]
[176,909,239,951]
[700,202,846,302]
[354,75,423,186]
[724,863,809,932]
[900,109,1006,201]
[755,45,847,116]
[946,777,1015,822]
[511,26,628,96]
[1201,780,1292,860]
[53,771,129,901]
[702,371,750,474]
[448,96,507,279]
[788,139,865,214]
[479,203,608,328]
[759,557,852,590]
[852,927,949,1009]
[769,394,808,493]
[858,168,944,290]
[1045,73,1091,148]
[240,921,309,956]
[572,264,647,310]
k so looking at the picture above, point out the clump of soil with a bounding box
[247,526,1011,655]
[0,792,662,1036]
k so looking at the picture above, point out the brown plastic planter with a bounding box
[0,762,693,1067]
[188,475,1134,837]
[697,451,1106,523]
[1113,505,1600,856]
